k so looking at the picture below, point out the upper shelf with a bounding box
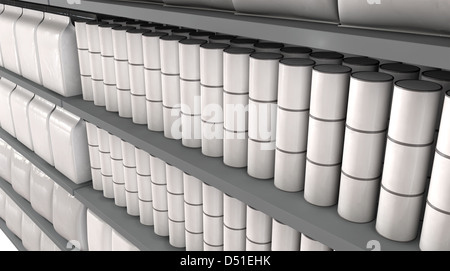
[42,0,450,70]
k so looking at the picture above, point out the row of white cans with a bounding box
[0,143,88,250]
[0,77,91,184]
[0,5,81,97]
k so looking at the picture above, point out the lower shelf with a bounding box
[74,186,182,251]
[0,218,26,251]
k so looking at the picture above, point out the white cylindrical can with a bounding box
[92,79,106,107]
[185,202,203,233]
[202,183,223,217]
[277,58,315,111]
[300,234,332,251]
[146,100,164,132]
[388,80,441,145]
[223,227,246,251]
[201,121,224,157]
[304,160,341,207]
[121,140,136,167]
[181,80,201,115]
[436,91,450,156]
[126,29,148,65]
[309,51,344,65]
[247,139,276,180]
[166,164,184,194]
[149,155,166,185]
[144,68,163,102]
[80,76,93,101]
[274,149,307,192]
[151,182,168,211]
[223,92,249,132]
[200,43,230,87]
[223,130,248,168]
[137,174,152,202]
[159,35,186,75]
[104,84,119,113]
[306,117,346,166]
[271,219,300,251]
[248,100,277,142]
[424,152,450,213]
[375,185,424,242]
[223,194,246,229]
[131,94,147,125]
[101,175,114,199]
[381,138,432,195]
[161,74,181,108]
[275,108,309,152]
[246,239,271,251]
[185,231,204,251]
[183,173,203,205]
[246,206,272,244]
[310,65,351,121]
[346,72,394,132]
[125,190,139,216]
[337,173,380,223]
[179,39,207,80]
[135,147,151,176]
[201,85,223,123]
[112,26,134,61]
[419,202,450,251]
[420,70,450,131]
[223,47,255,94]
[163,106,182,140]
[249,53,283,102]
[138,199,154,226]
[153,208,169,237]
[142,32,168,70]
[167,193,185,222]
[168,219,186,248]
[341,128,387,179]
[203,214,224,246]
[129,64,145,95]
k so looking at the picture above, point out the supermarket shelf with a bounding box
[74,186,181,251]
[0,128,91,196]
[45,0,450,70]
[0,177,69,251]
[0,218,26,251]
[0,67,63,107]
[2,68,420,251]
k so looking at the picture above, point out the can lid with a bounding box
[111,18,129,24]
[112,26,136,31]
[250,52,283,60]
[395,80,442,92]
[224,47,255,55]
[209,34,237,41]
[280,58,315,67]
[343,56,380,66]
[126,28,150,34]
[142,31,168,37]
[189,31,215,37]
[98,23,121,28]
[310,51,344,60]
[253,42,284,49]
[86,20,101,25]
[352,71,393,82]
[422,70,450,82]
[230,38,258,45]
[159,35,188,41]
[313,64,351,74]
[155,25,180,31]
[179,38,208,45]
[280,46,312,54]
[171,28,197,34]
[380,63,420,73]
[140,22,163,28]
[200,42,230,50]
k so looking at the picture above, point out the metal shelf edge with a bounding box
[0,218,27,251]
